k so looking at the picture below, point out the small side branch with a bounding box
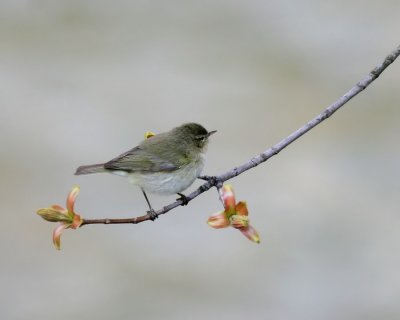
[81,44,400,227]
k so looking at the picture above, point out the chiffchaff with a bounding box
[75,123,216,218]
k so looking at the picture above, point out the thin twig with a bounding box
[81,45,400,227]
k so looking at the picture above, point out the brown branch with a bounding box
[81,44,400,227]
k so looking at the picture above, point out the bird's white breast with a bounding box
[122,153,205,195]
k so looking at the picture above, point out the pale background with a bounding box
[1,1,399,319]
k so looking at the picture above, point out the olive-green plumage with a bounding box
[75,123,216,196]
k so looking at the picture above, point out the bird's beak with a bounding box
[207,130,217,137]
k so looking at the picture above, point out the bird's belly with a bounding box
[127,159,205,195]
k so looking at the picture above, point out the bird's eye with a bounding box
[195,136,205,142]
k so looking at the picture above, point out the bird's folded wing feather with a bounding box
[104,146,179,172]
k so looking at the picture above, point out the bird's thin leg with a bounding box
[141,188,158,220]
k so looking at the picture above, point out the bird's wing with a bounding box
[104,146,179,172]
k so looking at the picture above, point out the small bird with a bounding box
[75,123,216,218]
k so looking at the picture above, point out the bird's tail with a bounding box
[75,163,106,175]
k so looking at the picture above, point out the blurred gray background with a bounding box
[1,1,399,319]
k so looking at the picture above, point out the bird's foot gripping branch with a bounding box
[37,184,260,250]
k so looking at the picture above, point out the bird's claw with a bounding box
[176,193,189,206]
[147,209,158,221]
[198,175,223,188]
